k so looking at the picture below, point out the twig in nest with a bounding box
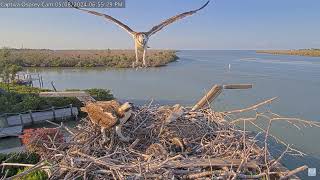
[225,97,277,114]
[279,165,308,180]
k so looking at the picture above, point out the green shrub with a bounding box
[0,152,40,177]
[85,88,114,101]
[16,168,48,180]
[0,82,47,94]
[0,83,114,114]
[66,88,114,101]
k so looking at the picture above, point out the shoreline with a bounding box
[1,48,179,68]
[257,49,320,57]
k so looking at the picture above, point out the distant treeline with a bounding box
[257,49,320,57]
[1,49,178,68]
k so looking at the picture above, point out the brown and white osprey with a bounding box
[81,100,132,142]
[68,1,210,67]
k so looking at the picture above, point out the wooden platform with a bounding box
[40,91,96,103]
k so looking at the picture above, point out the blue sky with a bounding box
[1,0,320,50]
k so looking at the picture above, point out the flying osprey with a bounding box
[68,1,210,67]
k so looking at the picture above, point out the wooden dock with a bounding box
[14,72,44,88]
[0,106,78,138]
[39,91,96,103]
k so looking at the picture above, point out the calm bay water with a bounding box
[9,50,320,177]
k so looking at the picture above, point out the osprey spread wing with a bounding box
[68,1,210,67]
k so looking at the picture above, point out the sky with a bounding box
[0,0,320,50]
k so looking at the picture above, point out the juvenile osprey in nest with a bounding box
[81,100,133,142]
[68,1,210,67]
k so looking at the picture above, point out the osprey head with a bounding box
[117,102,132,116]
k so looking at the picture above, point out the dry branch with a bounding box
[226,97,277,114]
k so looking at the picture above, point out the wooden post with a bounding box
[192,85,223,111]
[37,74,41,88]
[2,114,9,127]
[19,114,24,126]
[29,110,34,125]
[5,114,9,127]
[51,81,57,92]
[69,104,74,120]
[40,76,44,88]
[52,106,56,121]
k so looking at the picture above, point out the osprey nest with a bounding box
[16,97,316,180]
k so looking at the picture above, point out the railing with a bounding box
[0,104,78,128]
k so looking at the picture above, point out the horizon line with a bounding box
[1,47,302,51]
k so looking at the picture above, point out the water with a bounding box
[5,50,320,177]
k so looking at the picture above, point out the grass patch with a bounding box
[257,49,320,57]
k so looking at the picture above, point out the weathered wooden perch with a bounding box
[40,91,89,97]
[192,84,253,111]
[223,84,253,89]
[39,91,96,103]
[191,85,223,111]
